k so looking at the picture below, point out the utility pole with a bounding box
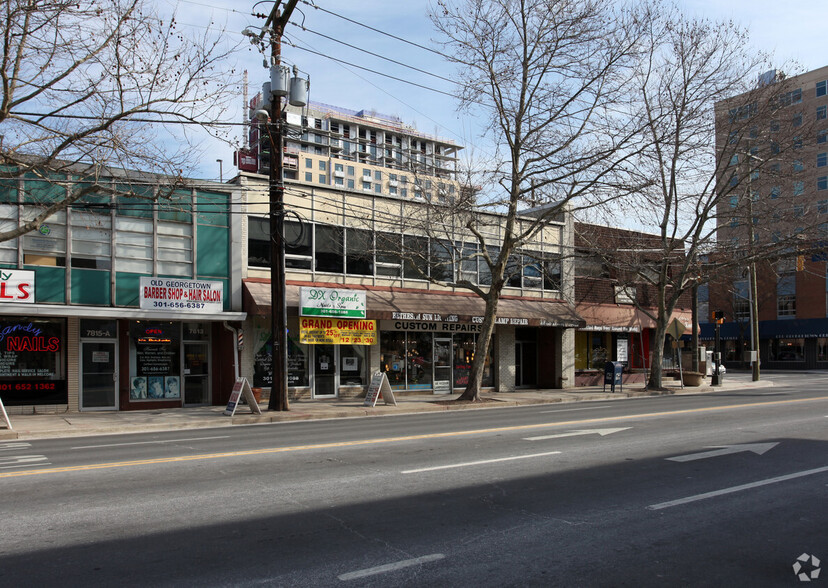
[263,0,299,411]
[745,151,761,382]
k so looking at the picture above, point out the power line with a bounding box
[298,0,450,60]
[288,23,457,86]
[8,111,244,127]
[285,40,459,100]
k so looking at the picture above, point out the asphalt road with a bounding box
[1,372,826,587]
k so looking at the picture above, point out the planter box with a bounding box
[683,372,704,386]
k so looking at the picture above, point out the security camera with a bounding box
[253,109,270,122]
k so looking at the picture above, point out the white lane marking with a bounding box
[338,554,445,581]
[539,406,608,414]
[401,451,561,474]
[666,442,778,462]
[647,466,828,510]
[525,427,630,441]
[0,455,50,469]
[0,442,32,451]
[71,435,231,450]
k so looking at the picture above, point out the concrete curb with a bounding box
[0,377,774,441]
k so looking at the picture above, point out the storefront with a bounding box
[242,280,583,397]
[0,316,67,406]
[379,319,495,393]
[0,275,246,412]
[698,317,828,369]
[573,304,693,386]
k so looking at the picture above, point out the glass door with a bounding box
[433,338,452,394]
[183,342,209,405]
[313,344,337,397]
[80,341,118,410]
[515,341,538,388]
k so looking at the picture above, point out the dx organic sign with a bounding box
[299,286,366,318]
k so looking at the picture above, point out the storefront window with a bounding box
[129,321,180,400]
[818,338,827,362]
[407,332,433,389]
[589,333,609,369]
[574,331,589,370]
[453,334,475,387]
[339,344,366,385]
[287,336,309,387]
[380,331,407,389]
[770,338,805,361]
[253,336,273,388]
[0,317,67,405]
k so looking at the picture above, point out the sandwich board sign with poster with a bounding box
[224,377,263,416]
[363,371,397,407]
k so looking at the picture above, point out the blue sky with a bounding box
[161,0,828,180]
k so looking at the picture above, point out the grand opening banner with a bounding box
[299,318,377,345]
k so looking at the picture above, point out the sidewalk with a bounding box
[0,377,773,441]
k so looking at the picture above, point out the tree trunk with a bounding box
[648,321,666,389]
[457,291,500,402]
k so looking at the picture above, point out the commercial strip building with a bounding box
[710,66,828,369]
[1,99,707,411]
[572,223,693,386]
[0,169,246,413]
[234,100,582,399]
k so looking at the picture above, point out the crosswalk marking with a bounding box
[0,454,50,469]
[0,442,32,451]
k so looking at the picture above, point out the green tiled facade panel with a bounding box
[196,225,229,278]
[196,191,230,227]
[25,265,66,303]
[115,272,143,306]
[71,269,111,305]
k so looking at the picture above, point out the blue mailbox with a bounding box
[603,361,624,393]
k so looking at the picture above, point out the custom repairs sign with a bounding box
[299,318,377,345]
[0,269,35,304]
[300,287,366,318]
[139,277,223,313]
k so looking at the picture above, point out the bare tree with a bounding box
[589,4,810,389]
[419,0,649,401]
[0,0,238,241]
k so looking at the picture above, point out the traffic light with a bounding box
[713,310,725,324]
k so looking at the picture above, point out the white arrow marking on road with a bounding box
[401,451,562,474]
[524,427,631,441]
[666,442,779,462]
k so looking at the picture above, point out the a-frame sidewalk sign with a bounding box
[363,371,397,407]
[224,377,263,416]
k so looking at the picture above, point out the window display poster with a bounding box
[148,376,165,399]
[165,376,180,399]
[616,338,629,363]
[130,377,147,399]
[0,317,67,405]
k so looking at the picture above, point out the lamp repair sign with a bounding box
[300,287,366,318]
